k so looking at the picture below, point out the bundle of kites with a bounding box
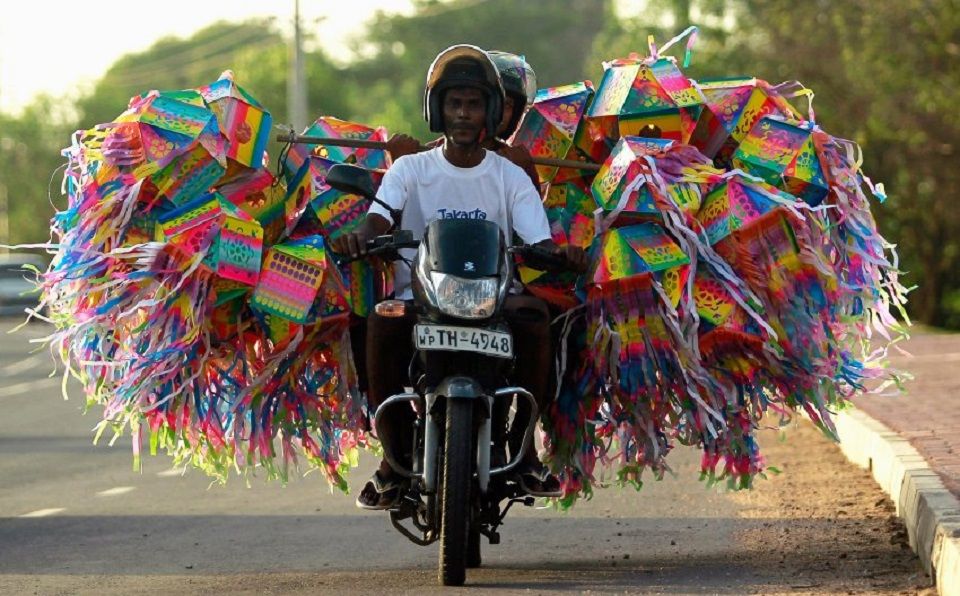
[29,28,909,505]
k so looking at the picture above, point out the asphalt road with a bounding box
[0,318,933,594]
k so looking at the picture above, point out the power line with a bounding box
[94,37,284,89]
[106,33,276,83]
[104,28,279,84]
[414,0,491,17]
[109,22,277,76]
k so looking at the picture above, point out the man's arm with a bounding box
[330,151,411,257]
[506,161,588,272]
[385,133,423,161]
[385,134,443,161]
[496,143,541,191]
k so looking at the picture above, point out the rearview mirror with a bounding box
[325,164,376,200]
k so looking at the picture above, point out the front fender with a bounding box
[435,375,485,399]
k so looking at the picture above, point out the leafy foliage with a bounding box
[596,0,959,327]
[1,0,957,326]
[0,97,75,246]
[343,0,608,138]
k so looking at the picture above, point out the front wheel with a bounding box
[466,525,482,568]
[439,399,473,586]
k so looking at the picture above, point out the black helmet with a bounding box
[423,44,504,138]
[488,51,537,138]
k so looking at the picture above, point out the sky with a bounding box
[0,0,415,114]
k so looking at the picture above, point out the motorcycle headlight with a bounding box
[428,272,498,319]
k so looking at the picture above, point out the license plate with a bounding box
[414,324,513,358]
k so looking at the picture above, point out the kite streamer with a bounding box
[19,32,907,504]
[32,73,381,490]
[513,33,908,500]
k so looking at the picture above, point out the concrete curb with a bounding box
[835,408,960,595]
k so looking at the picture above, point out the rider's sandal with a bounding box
[355,471,403,510]
[516,464,563,498]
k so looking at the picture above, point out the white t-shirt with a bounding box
[368,146,551,298]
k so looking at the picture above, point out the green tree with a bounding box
[73,19,351,159]
[832,0,960,327]
[1,19,351,247]
[0,96,77,246]
[75,20,284,127]
[731,0,960,328]
[4,2,956,327]
[344,0,610,139]
[595,0,959,327]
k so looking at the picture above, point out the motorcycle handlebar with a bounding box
[333,232,419,266]
[333,234,578,273]
[509,244,577,273]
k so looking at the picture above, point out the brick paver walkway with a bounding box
[854,330,960,498]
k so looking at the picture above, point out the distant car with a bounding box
[0,254,47,318]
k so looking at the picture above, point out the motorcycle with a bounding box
[326,164,574,586]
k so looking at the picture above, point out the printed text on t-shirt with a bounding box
[436,208,487,220]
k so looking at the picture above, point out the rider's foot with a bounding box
[355,468,403,510]
[515,459,562,498]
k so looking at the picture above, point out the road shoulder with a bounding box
[836,407,960,596]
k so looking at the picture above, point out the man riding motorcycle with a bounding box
[385,49,541,189]
[331,44,586,509]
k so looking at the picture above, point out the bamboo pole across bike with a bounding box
[275,132,602,172]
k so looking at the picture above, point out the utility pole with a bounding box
[287,0,309,132]
[0,182,8,254]
[0,50,6,252]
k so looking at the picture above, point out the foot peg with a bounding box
[480,527,501,545]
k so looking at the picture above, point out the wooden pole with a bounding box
[275,132,602,172]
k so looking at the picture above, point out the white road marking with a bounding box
[19,508,66,518]
[156,468,185,478]
[0,353,49,375]
[0,377,59,398]
[900,351,960,362]
[96,486,135,497]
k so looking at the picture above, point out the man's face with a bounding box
[442,87,487,146]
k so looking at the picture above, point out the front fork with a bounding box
[375,382,539,495]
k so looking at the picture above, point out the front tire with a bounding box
[467,525,482,568]
[439,399,473,586]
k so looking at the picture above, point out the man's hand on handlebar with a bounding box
[329,213,393,258]
[330,229,370,259]
[560,245,589,273]
[534,239,589,273]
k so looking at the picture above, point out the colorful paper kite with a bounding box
[26,31,908,507]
